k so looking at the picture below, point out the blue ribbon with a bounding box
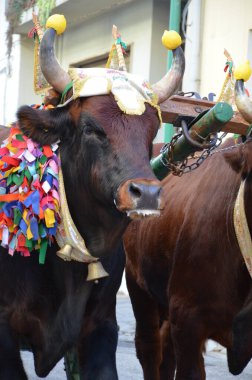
[23,190,40,215]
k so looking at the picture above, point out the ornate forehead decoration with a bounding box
[30,15,162,122]
[60,24,160,119]
[61,67,158,116]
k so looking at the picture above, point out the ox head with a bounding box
[17,25,184,257]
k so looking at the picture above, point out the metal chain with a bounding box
[160,131,244,177]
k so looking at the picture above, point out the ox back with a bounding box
[124,137,252,380]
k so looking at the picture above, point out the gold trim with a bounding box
[145,100,163,128]
[113,92,146,115]
[233,180,252,277]
[55,167,97,263]
[55,166,109,281]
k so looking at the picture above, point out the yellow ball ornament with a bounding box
[234,60,252,82]
[46,14,67,35]
[161,30,182,50]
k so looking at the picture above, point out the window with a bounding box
[247,29,252,96]
[70,47,131,70]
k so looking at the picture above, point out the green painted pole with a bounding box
[164,0,182,143]
[151,102,234,180]
[168,0,181,69]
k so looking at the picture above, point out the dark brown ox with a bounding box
[0,24,185,379]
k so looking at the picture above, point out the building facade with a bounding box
[0,0,169,138]
[1,0,252,130]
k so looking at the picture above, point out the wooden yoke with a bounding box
[152,101,234,179]
[160,95,250,135]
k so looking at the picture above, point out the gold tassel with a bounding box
[217,49,236,109]
[112,25,127,71]
[32,12,51,94]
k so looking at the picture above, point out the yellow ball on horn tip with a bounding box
[161,30,182,50]
[234,60,252,82]
[46,14,67,35]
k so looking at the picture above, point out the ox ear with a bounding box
[224,149,244,174]
[17,105,74,146]
[43,88,61,107]
[224,141,252,178]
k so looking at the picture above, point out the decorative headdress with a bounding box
[61,24,160,116]
[38,15,185,109]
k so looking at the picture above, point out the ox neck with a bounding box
[59,161,129,259]
[55,166,98,264]
[55,165,110,281]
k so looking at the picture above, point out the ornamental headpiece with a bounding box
[35,14,185,112]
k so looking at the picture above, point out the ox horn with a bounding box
[152,30,185,104]
[234,61,252,123]
[40,28,71,94]
[235,81,252,124]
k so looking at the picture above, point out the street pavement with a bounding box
[21,295,252,379]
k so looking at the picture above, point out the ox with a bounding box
[0,23,185,380]
[124,79,252,380]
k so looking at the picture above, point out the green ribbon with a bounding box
[39,238,48,264]
[116,36,127,50]
[60,81,73,104]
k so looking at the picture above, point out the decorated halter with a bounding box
[0,14,185,282]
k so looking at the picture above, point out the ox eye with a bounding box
[83,124,105,138]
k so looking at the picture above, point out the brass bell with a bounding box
[86,261,109,282]
[56,244,72,261]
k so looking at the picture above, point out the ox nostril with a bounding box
[115,179,162,215]
[129,182,142,199]
[128,181,162,208]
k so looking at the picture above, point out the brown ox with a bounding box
[124,135,252,380]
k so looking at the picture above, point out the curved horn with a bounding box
[152,46,185,104]
[40,28,71,93]
[235,80,252,124]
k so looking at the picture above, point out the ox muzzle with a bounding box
[115,178,163,219]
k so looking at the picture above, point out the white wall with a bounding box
[0,2,21,125]
[183,0,202,94]
[62,0,153,79]
[183,0,252,99]
[0,1,44,125]
[149,0,170,84]
[200,0,252,98]
[19,36,43,108]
